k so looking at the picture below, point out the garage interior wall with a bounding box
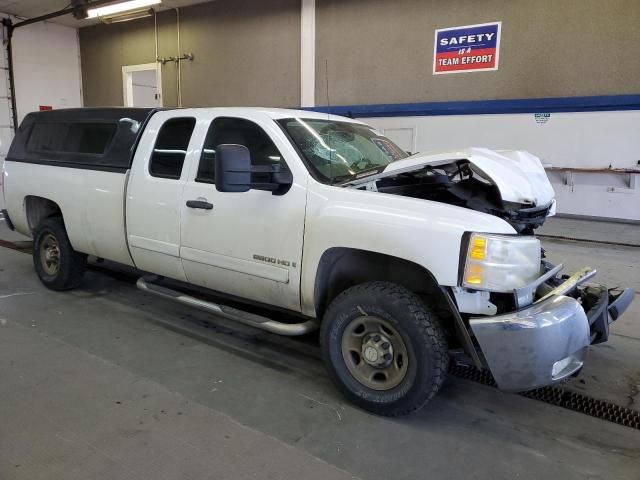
[79,0,301,108]
[312,0,640,222]
[0,15,82,161]
[314,0,640,105]
[12,21,83,122]
[0,15,82,214]
[78,0,640,107]
[74,0,639,221]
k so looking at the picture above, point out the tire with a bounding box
[321,281,448,416]
[33,217,86,291]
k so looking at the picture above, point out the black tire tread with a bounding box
[321,281,449,416]
[33,216,86,291]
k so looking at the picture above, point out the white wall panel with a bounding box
[366,111,640,170]
[364,111,640,222]
[300,0,315,107]
[12,19,82,123]
[0,15,82,213]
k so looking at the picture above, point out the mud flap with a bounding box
[1,209,15,230]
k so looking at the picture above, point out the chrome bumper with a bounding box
[470,295,589,392]
[468,267,634,392]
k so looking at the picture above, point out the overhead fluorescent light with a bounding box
[87,0,161,19]
[100,9,154,23]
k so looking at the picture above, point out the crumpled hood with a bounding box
[380,147,555,207]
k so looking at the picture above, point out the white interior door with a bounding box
[122,63,162,107]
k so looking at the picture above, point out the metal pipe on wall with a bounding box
[155,7,192,107]
[153,8,161,105]
[175,8,182,107]
[154,9,158,65]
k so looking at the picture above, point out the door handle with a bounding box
[186,200,213,210]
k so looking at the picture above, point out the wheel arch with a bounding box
[313,247,446,319]
[24,196,64,232]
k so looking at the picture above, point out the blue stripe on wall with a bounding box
[303,94,640,118]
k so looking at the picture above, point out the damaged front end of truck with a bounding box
[463,260,634,392]
[346,147,634,392]
[346,147,556,234]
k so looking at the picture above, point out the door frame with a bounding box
[122,62,163,107]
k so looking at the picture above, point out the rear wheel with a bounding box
[33,217,86,291]
[321,281,448,416]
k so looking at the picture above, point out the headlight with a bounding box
[462,233,541,291]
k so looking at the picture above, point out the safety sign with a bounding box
[433,22,501,74]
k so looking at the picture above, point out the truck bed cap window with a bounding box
[27,122,117,156]
[64,123,117,155]
[6,108,156,172]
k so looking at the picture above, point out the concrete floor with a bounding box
[0,219,639,480]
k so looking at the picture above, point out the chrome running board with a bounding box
[136,275,318,336]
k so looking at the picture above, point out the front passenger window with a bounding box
[150,117,196,179]
[195,117,285,184]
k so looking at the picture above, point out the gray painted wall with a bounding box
[79,0,640,108]
[316,0,640,105]
[79,0,301,108]
[79,14,175,106]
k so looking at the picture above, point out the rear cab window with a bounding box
[149,117,196,179]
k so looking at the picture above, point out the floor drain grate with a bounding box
[449,364,640,430]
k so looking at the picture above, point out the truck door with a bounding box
[179,115,307,312]
[126,111,198,281]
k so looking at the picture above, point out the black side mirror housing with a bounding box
[250,164,293,195]
[214,144,293,195]
[215,144,251,192]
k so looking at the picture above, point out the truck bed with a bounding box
[2,108,157,265]
[4,162,133,265]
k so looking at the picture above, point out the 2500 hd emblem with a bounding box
[253,254,297,268]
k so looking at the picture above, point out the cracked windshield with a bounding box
[279,118,409,184]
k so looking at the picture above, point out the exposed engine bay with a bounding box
[357,160,551,234]
[346,148,556,234]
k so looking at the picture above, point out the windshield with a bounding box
[278,118,409,184]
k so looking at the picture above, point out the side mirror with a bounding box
[214,143,294,195]
[215,144,251,192]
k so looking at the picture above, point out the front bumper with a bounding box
[468,267,634,392]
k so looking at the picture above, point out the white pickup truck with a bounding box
[1,107,633,416]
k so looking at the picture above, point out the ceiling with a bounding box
[0,0,213,27]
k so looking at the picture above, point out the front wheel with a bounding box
[321,282,448,416]
[33,217,86,291]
